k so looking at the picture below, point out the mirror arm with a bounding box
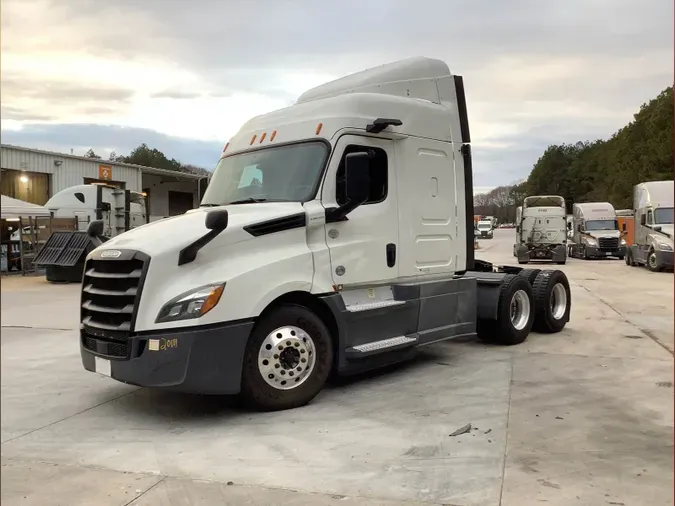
[325,200,361,223]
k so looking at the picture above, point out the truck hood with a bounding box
[587,230,621,240]
[654,225,674,240]
[95,202,305,255]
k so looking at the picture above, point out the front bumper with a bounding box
[81,320,254,395]
[654,250,674,268]
[585,245,626,258]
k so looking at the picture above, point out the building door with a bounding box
[168,191,194,216]
[0,169,50,205]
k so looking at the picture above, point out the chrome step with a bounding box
[352,335,417,353]
[345,300,405,313]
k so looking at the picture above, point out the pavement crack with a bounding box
[498,356,514,506]
[576,283,673,357]
[123,475,168,506]
[1,388,141,445]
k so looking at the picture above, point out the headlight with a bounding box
[584,237,597,246]
[656,242,673,252]
[621,238,626,246]
[156,283,225,323]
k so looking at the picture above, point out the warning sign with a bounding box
[98,164,113,180]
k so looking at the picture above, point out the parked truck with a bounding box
[514,196,567,265]
[78,57,572,411]
[34,184,149,282]
[569,202,625,260]
[476,218,494,239]
[625,180,674,272]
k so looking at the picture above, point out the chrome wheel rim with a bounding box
[649,252,658,269]
[550,283,567,320]
[258,326,316,390]
[510,289,531,331]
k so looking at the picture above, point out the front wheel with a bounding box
[647,248,661,272]
[240,304,333,411]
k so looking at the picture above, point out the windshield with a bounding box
[477,223,491,229]
[654,207,674,225]
[585,219,618,231]
[201,141,329,206]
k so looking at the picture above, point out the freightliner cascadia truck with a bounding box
[79,58,572,411]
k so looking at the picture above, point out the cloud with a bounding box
[0,0,672,189]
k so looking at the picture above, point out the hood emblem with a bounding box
[100,250,122,258]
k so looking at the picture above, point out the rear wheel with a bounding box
[240,304,333,411]
[478,274,534,346]
[531,270,571,333]
[518,268,541,285]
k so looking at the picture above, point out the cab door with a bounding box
[321,135,399,287]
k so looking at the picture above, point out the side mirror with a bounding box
[622,223,627,232]
[640,215,646,226]
[344,152,370,206]
[205,209,228,232]
[87,220,105,238]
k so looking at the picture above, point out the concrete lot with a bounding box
[2,229,673,506]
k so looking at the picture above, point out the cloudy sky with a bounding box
[1,0,672,194]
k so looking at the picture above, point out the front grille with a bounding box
[80,256,147,336]
[598,237,619,250]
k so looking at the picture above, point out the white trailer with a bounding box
[515,195,567,264]
[570,202,625,260]
[78,58,572,411]
[626,180,674,271]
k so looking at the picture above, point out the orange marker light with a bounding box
[270,130,277,141]
[200,285,225,316]
[315,123,323,135]
[250,134,257,145]
[259,132,267,143]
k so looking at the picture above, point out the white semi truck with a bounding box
[78,58,572,411]
[570,202,626,260]
[514,196,567,265]
[625,180,674,271]
[476,218,494,239]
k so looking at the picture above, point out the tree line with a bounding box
[84,144,210,176]
[475,84,673,216]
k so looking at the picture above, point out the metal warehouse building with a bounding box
[1,144,208,221]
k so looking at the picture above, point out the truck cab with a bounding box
[78,58,572,411]
[476,219,494,239]
[570,202,625,259]
[515,196,567,265]
[626,180,674,271]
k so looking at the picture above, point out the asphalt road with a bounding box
[2,229,673,506]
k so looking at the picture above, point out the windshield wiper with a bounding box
[199,203,220,207]
[227,198,269,205]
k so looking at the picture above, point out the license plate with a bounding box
[605,252,612,256]
[94,356,111,377]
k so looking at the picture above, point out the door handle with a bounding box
[386,243,396,267]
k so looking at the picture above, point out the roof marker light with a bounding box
[250,134,257,145]
[259,132,267,143]
[315,123,323,135]
[270,130,277,141]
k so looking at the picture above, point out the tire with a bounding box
[582,246,589,260]
[647,248,661,272]
[240,304,333,411]
[531,270,571,334]
[624,252,631,265]
[477,274,534,346]
[517,259,529,265]
[555,259,566,265]
[518,268,541,285]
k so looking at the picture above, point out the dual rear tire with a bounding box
[478,269,571,345]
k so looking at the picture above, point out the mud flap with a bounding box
[551,245,567,263]
[516,245,530,263]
